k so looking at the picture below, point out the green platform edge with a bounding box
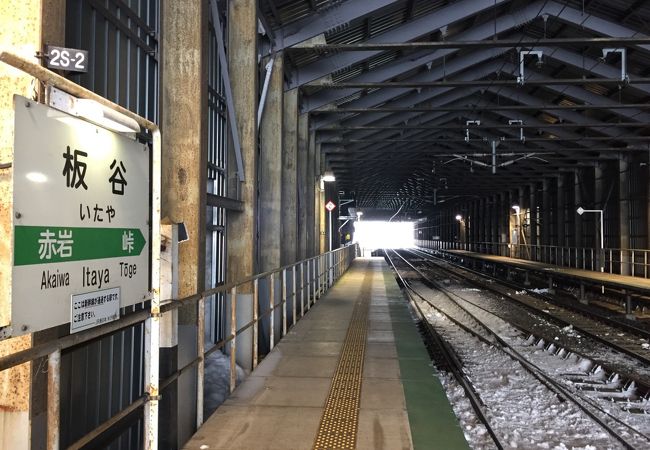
[382,266,471,450]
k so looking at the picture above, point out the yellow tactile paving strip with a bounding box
[313,285,370,450]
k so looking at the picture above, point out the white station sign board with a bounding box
[9,95,150,336]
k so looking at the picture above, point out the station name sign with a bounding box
[9,96,150,337]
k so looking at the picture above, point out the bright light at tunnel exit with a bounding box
[354,221,415,251]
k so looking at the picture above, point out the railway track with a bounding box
[415,248,650,362]
[386,249,650,450]
[404,248,650,378]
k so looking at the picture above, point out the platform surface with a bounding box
[183,257,468,450]
[446,249,650,293]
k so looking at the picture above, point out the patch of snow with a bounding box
[204,350,246,418]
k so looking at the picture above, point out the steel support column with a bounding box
[542,179,552,249]
[594,163,606,272]
[530,183,539,260]
[619,155,631,275]
[557,175,566,250]
[491,194,499,253]
[574,170,583,262]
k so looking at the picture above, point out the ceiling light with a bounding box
[322,170,336,182]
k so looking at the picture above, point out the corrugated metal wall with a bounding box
[62,0,159,448]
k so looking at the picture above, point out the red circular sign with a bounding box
[325,201,336,212]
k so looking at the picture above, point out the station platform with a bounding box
[444,249,650,295]
[184,257,469,450]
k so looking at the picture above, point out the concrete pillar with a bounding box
[225,0,256,384]
[306,129,315,257]
[0,2,64,448]
[319,183,326,254]
[162,0,208,296]
[316,144,324,255]
[259,55,283,272]
[281,88,298,266]
[161,2,208,292]
[619,155,631,275]
[226,0,257,282]
[161,1,208,445]
[297,114,308,260]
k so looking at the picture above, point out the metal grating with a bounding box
[313,282,370,450]
[61,1,159,448]
[206,17,229,345]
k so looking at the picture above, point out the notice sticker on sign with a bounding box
[70,287,120,333]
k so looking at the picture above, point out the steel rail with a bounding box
[390,249,649,449]
[384,251,504,450]
[419,249,650,356]
[403,247,650,416]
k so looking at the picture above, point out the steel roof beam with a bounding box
[308,77,650,88]
[301,3,544,112]
[291,0,650,90]
[535,46,650,95]
[293,37,650,51]
[312,104,650,113]
[287,0,509,89]
[312,59,505,129]
[266,0,396,52]
[333,61,650,137]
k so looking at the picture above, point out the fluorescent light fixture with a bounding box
[48,86,140,134]
[75,99,140,133]
[26,172,47,183]
[322,170,336,182]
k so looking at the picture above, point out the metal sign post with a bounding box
[325,201,336,252]
[325,201,336,286]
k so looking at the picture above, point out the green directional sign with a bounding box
[14,225,146,266]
